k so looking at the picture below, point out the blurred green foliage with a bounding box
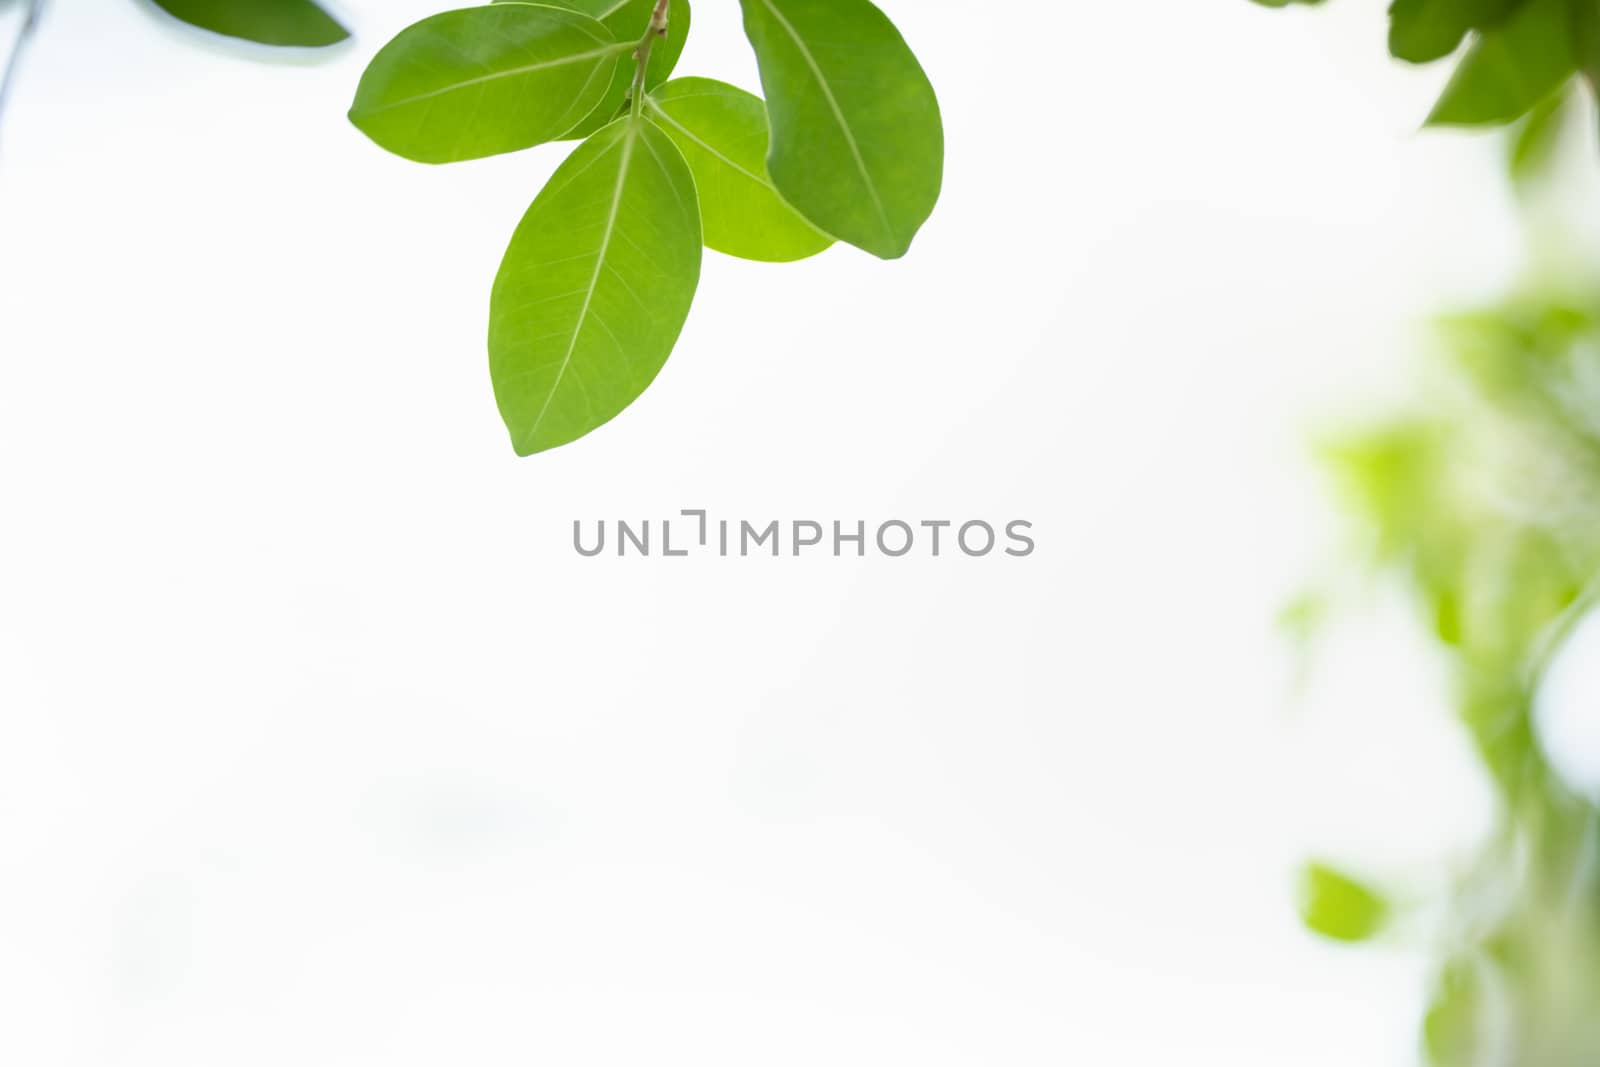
[1253,7,1600,1059]
[1311,258,1600,1062]
[1253,0,1600,132]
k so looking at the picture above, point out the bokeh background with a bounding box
[2,0,1590,1063]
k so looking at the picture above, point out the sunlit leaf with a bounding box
[490,116,702,455]
[348,4,627,164]
[646,77,831,263]
[148,0,348,46]
[495,0,694,140]
[1426,0,1576,127]
[738,0,942,260]
[1297,862,1389,943]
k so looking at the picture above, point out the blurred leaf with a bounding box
[646,77,833,263]
[1425,960,1485,1066]
[148,0,348,46]
[348,5,626,164]
[1388,0,1522,65]
[1427,0,1576,127]
[739,0,943,259]
[1323,421,1456,566]
[1278,590,1328,645]
[1508,88,1571,182]
[1298,862,1390,943]
[489,116,702,456]
[495,0,694,140]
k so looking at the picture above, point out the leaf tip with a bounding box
[868,233,916,261]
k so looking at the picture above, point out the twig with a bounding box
[627,0,670,119]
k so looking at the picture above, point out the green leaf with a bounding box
[494,0,695,140]
[1576,0,1600,87]
[646,77,832,263]
[1507,86,1568,183]
[148,0,348,46]
[1426,0,1576,127]
[738,0,943,260]
[1297,862,1390,943]
[490,116,702,456]
[1248,0,1327,7]
[1388,0,1522,65]
[349,4,628,165]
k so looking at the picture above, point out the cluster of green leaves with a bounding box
[1253,0,1600,131]
[1302,286,1600,1063]
[349,0,943,456]
[148,0,349,47]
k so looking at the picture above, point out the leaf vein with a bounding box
[525,121,639,446]
[355,42,629,117]
[754,0,894,246]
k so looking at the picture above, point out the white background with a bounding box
[0,0,1558,1062]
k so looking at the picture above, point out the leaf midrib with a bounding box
[355,41,630,117]
[526,121,640,446]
